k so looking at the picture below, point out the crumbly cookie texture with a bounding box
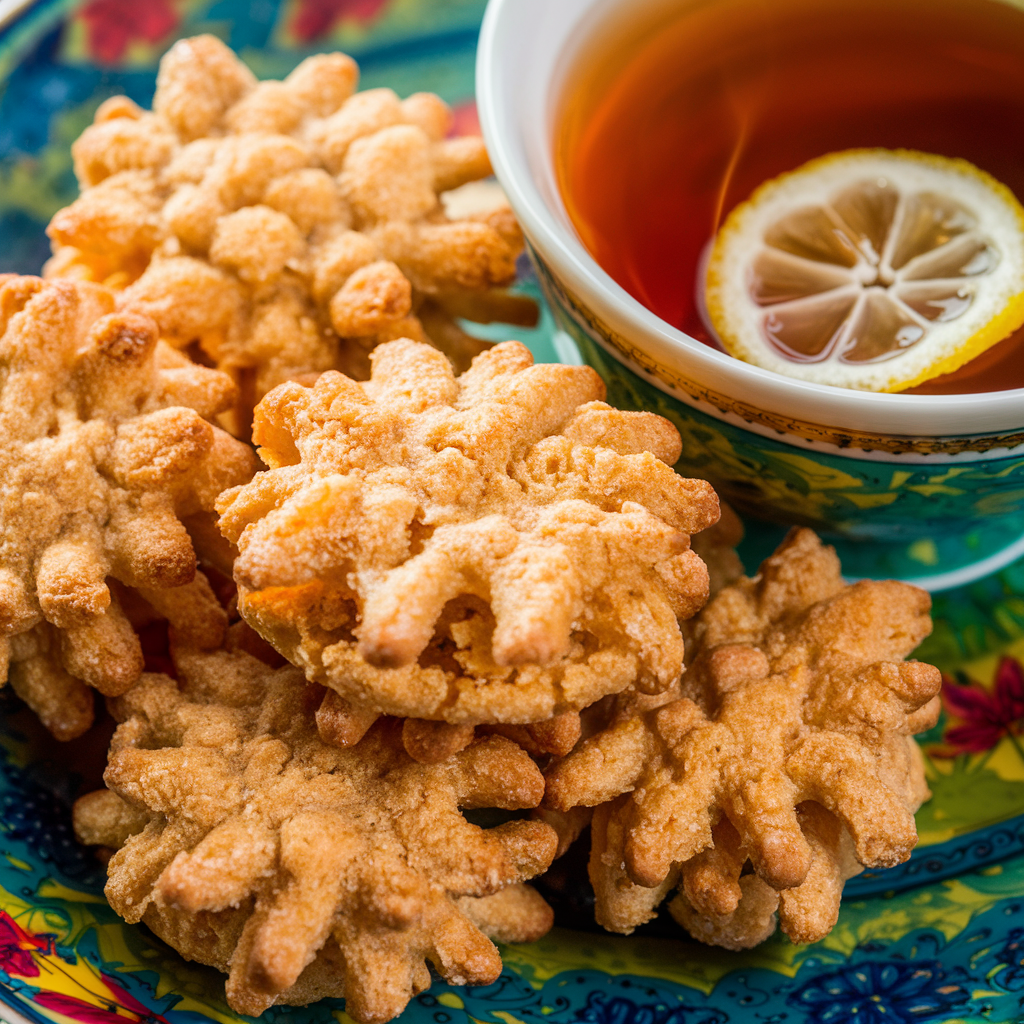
[47,34,534,435]
[317,697,584,765]
[216,338,719,729]
[689,500,745,599]
[73,645,556,1022]
[545,528,941,947]
[0,275,257,740]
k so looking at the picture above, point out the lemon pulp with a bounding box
[705,149,1024,391]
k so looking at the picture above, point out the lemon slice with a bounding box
[705,149,1024,391]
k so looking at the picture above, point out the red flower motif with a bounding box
[35,992,140,1024]
[939,656,1024,755]
[34,972,171,1023]
[290,0,390,43]
[97,972,167,1022]
[449,99,481,138]
[0,911,53,979]
[0,911,171,1022]
[80,0,181,66]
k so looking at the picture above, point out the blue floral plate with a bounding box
[1,1,1023,1021]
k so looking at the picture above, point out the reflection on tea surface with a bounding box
[557,0,1024,392]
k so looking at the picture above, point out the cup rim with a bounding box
[476,0,1024,440]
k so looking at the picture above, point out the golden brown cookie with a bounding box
[74,643,557,1022]
[0,275,256,739]
[545,528,941,946]
[47,35,535,435]
[217,338,719,727]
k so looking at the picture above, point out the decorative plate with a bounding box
[1,1,1023,1021]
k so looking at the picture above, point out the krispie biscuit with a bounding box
[47,35,535,435]
[74,643,557,1022]
[545,529,941,946]
[0,275,256,739]
[217,339,719,732]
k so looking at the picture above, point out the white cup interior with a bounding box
[477,0,1024,439]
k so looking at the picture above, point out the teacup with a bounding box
[476,0,1024,590]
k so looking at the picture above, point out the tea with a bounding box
[556,0,1024,393]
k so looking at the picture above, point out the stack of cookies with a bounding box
[0,35,943,1024]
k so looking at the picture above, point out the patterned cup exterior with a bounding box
[531,248,1024,543]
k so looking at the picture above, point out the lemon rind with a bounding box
[705,148,1024,392]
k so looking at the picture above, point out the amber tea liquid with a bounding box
[557,0,1024,392]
